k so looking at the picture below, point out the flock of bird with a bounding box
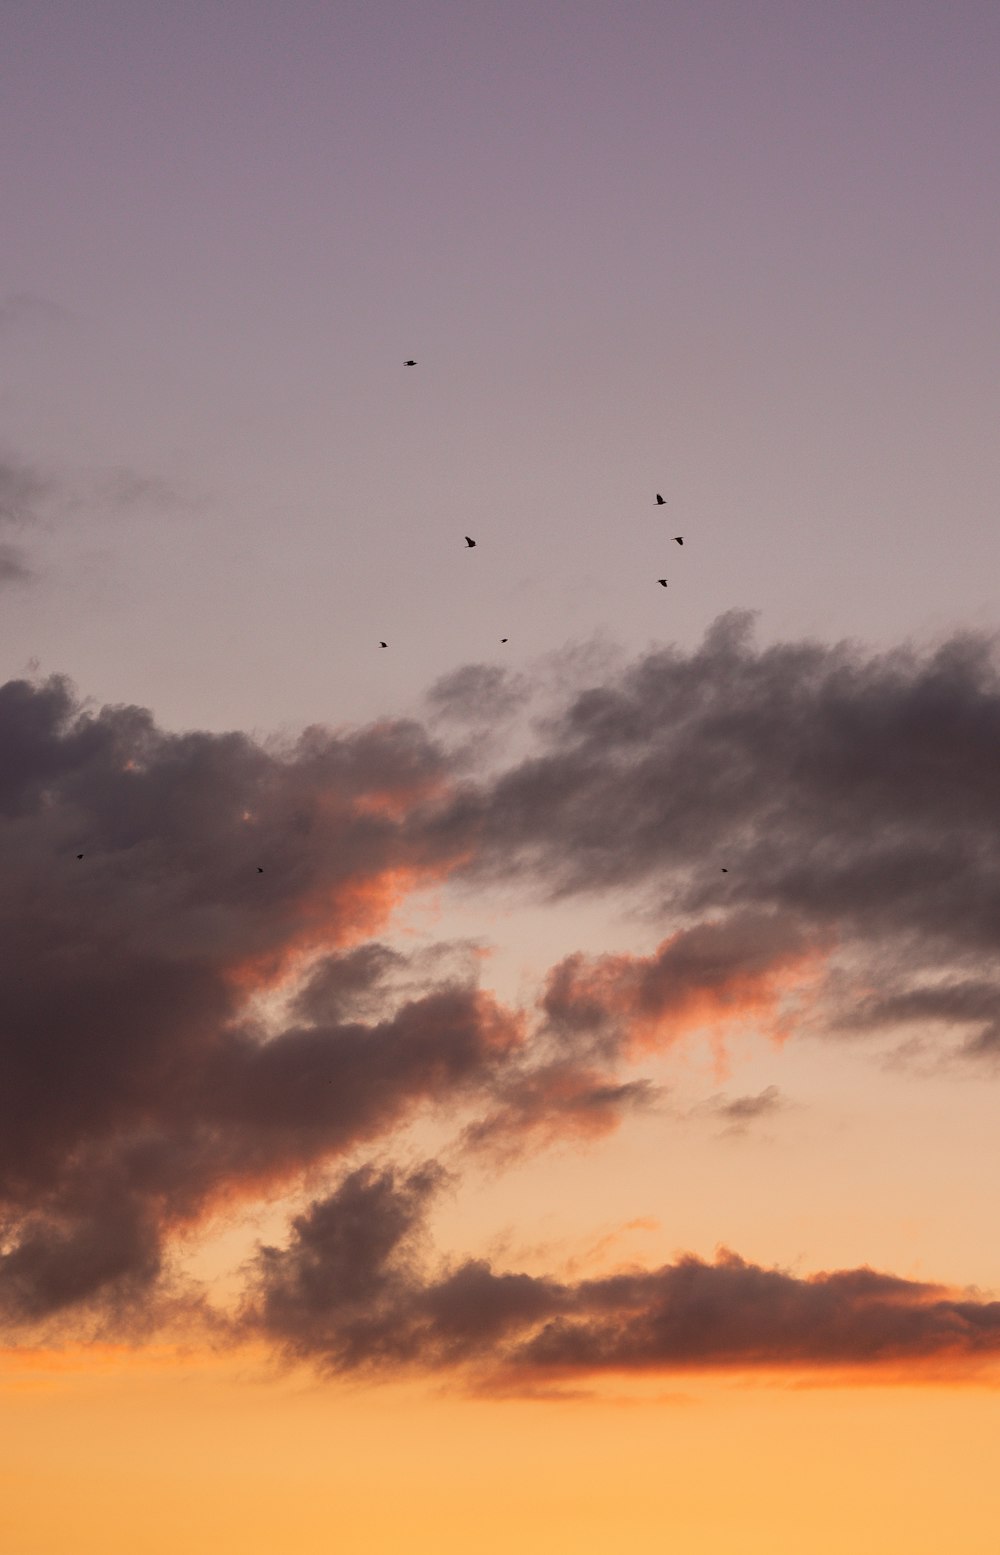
[76,360,718,869]
[381,363,684,647]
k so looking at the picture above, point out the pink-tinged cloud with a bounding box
[540,911,829,1071]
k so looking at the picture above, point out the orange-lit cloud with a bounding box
[245,1161,1000,1390]
[7,612,1000,1377]
[540,912,831,1075]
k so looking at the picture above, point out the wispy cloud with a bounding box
[693,1084,789,1136]
[0,456,52,588]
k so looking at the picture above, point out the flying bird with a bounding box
[379,641,387,648]
[404,360,417,366]
[721,868,729,873]
[465,536,476,547]
[658,579,668,587]
[257,867,264,874]
[501,637,508,643]
[674,536,684,545]
[76,854,84,860]
[656,494,665,505]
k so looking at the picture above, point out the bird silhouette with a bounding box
[674,536,684,545]
[501,637,508,643]
[257,867,264,874]
[721,868,729,873]
[404,360,417,366]
[656,494,665,505]
[658,579,668,587]
[380,641,387,648]
[76,854,84,860]
[465,536,476,547]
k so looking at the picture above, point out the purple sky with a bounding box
[9,25,1000,1550]
[2,0,998,734]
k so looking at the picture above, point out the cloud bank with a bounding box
[246,1161,1000,1387]
[2,612,1000,1382]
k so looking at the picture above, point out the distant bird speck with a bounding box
[656,494,665,505]
[674,537,684,545]
[380,641,387,648]
[658,579,668,587]
[465,536,476,548]
[501,637,508,643]
[721,868,729,873]
[404,360,417,366]
[257,867,264,874]
[76,854,84,860]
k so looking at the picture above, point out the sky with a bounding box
[2,1,1000,1549]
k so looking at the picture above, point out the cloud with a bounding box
[695,1084,788,1136]
[426,663,530,725]
[6,610,1000,1342]
[246,1160,1000,1386]
[0,675,514,1322]
[460,1063,661,1162]
[442,611,999,924]
[539,911,825,1069]
[0,458,50,529]
[432,612,1000,1059]
[0,457,51,584]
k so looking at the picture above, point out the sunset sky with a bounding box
[3,2,1000,1550]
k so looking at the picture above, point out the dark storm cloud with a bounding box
[0,674,521,1323]
[246,1161,1000,1384]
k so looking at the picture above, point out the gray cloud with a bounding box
[696,1084,788,1136]
[0,674,514,1323]
[432,612,1000,1060]
[0,457,51,584]
[426,663,530,725]
[459,1064,661,1162]
[246,1160,1000,1386]
[0,457,50,528]
[5,611,1000,1338]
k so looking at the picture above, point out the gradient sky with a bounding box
[3,2,1000,1551]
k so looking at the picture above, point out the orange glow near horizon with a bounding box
[2,1348,1000,1554]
